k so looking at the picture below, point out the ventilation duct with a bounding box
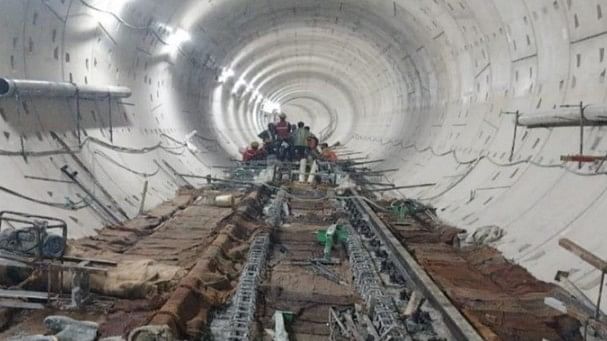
[0,78,132,99]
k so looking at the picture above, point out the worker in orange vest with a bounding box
[275,113,293,161]
[274,113,292,140]
[242,142,265,162]
[319,143,337,162]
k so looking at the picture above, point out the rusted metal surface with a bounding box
[0,188,264,340]
[559,238,607,272]
[142,190,270,340]
[386,216,583,340]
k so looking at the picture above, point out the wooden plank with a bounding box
[62,255,117,266]
[559,239,607,272]
[0,299,45,310]
[0,289,48,300]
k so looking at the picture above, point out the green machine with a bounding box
[315,224,349,261]
[390,199,434,224]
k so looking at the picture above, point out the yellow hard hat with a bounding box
[251,141,260,148]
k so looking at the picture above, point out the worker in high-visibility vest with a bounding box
[275,113,292,140]
[275,113,293,161]
[319,143,337,162]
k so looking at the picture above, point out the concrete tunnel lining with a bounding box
[1,0,607,321]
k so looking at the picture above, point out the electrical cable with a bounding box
[352,133,607,177]
[93,150,160,178]
[0,186,88,211]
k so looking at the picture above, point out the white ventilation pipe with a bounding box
[298,159,307,182]
[518,105,607,128]
[0,78,132,99]
[307,160,318,183]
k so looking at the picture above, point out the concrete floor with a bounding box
[0,0,606,314]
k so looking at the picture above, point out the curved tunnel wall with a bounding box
[1,0,607,309]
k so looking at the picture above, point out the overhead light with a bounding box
[165,27,191,52]
[218,67,235,83]
[232,78,247,94]
[262,100,281,113]
[158,24,190,54]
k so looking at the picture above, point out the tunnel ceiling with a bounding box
[1,0,607,310]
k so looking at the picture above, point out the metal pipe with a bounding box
[347,159,386,166]
[509,111,519,162]
[51,132,130,220]
[364,182,396,187]
[60,165,121,224]
[366,183,436,192]
[517,104,607,128]
[138,180,149,215]
[597,272,605,320]
[353,168,399,175]
[0,78,131,99]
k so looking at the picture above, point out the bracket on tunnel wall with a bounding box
[75,87,81,145]
[500,110,520,162]
[560,102,589,169]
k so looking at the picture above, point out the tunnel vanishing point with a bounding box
[1,0,607,340]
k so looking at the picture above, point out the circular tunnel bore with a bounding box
[0,0,606,327]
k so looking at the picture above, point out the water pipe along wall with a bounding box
[1,0,607,311]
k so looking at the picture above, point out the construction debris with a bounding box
[9,316,98,341]
[0,165,591,341]
[381,209,582,340]
[460,225,505,246]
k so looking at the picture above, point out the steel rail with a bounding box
[347,189,483,341]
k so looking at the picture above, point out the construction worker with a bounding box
[242,142,266,162]
[320,143,337,162]
[275,113,291,140]
[258,123,277,155]
[292,121,309,160]
[274,113,293,161]
[307,134,320,159]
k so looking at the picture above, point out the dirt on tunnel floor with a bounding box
[255,188,358,340]
[0,187,270,340]
[378,210,583,341]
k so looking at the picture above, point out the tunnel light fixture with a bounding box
[158,23,191,54]
[218,68,235,83]
[165,27,191,52]
[232,78,247,95]
[262,100,282,113]
[184,130,199,153]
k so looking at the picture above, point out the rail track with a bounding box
[341,190,483,340]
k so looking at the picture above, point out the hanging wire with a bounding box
[0,186,88,210]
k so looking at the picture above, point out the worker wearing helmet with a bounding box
[242,141,265,162]
[258,123,278,155]
[275,113,293,161]
[275,113,292,140]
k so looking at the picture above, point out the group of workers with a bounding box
[242,113,337,163]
